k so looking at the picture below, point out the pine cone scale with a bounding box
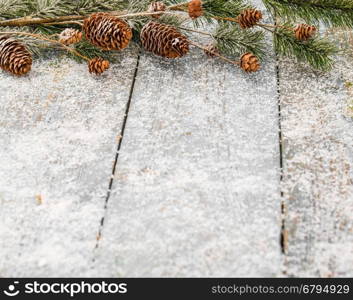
[237,9,262,29]
[88,57,110,75]
[141,22,189,59]
[148,1,167,19]
[188,0,203,19]
[84,13,132,51]
[0,36,32,76]
[240,52,260,72]
[294,24,316,41]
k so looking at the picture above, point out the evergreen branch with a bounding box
[214,23,266,60]
[263,0,353,27]
[0,30,90,60]
[202,0,250,20]
[273,25,339,70]
[69,38,119,62]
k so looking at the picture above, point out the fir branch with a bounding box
[263,0,353,27]
[273,25,338,70]
[69,38,119,62]
[0,0,30,19]
[214,23,266,60]
[202,0,250,20]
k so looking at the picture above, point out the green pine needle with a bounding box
[215,23,266,60]
[263,0,353,27]
[274,26,339,71]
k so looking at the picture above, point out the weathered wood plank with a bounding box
[95,45,282,276]
[0,51,138,277]
[280,55,353,277]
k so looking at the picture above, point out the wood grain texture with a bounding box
[280,57,353,277]
[0,51,138,277]
[95,47,282,277]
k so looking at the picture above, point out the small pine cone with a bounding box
[59,28,83,45]
[140,21,189,58]
[83,13,133,51]
[240,52,260,72]
[148,1,167,19]
[188,0,203,19]
[0,36,32,76]
[88,58,110,75]
[294,24,316,41]
[237,9,263,29]
[204,44,220,58]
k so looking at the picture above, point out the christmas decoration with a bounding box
[83,13,132,51]
[88,57,110,75]
[0,36,32,76]
[148,2,167,19]
[141,21,189,58]
[236,9,263,29]
[59,28,83,45]
[188,0,203,19]
[294,24,317,41]
[0,0,352,76]
[240,52,260,72]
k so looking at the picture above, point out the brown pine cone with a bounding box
[240,52,260,72]
[140,21,189,58]
[83,13,133,51]
[0,36,32,76]
[237,9,262,29]
[294,24,316,41]
[188,0,203,19]
[204,44,220,58]
[59,28,83,45]
[88,58,110,75]
[148,1,167,19]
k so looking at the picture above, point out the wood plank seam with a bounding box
[94,54,141,250]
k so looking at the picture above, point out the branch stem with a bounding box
[188,40,240,66]
[178,27,212,36]
[0,31,90,61]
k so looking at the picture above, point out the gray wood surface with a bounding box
[0,51,138,277]
[95,48,282,277]
[280,57,353,277]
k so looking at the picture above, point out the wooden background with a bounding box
[1,2,353,277]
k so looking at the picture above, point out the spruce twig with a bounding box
[0,31,90,61]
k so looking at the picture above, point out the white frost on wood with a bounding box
[280,57,353,277]
[0,52,138,277]
[95,45,282,277]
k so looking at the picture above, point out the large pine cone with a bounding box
[83,13,133,50]
[240,52,260,72]
[237,9,262,29]
[140,21,189,58]
[294,24,316,41]
[0,36,32,76]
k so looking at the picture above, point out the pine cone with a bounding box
[294,24,316,41]
[204,44,220,58]
[240,52,260,72]
[83,13,133,51]
[148,1,167,19]
[237,9,262,29]
[88,58,110,75]
[140,21,189,58]
[0,36,32,76]
[59,28,83,45]
[188,0,203,19]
